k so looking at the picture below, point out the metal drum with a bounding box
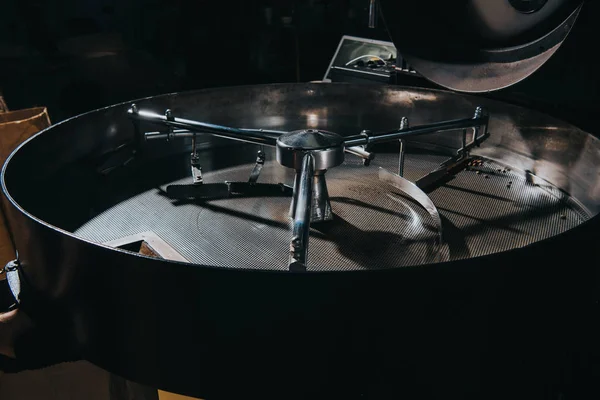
[2,83,599,399]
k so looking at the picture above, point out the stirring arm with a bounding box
[128,106,282,147]
[343,113,489,146]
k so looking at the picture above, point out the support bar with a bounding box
[128,106,281,147]
[288,153,315,271]
[150,128,377,164]
[345,145,375,163]
[343,114,489,146]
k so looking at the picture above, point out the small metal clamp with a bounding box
[165,109,175,141]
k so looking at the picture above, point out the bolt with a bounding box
[560,214,566,220]
[476,171,481,175]
[400,117,409,130]
[484,175,490,179]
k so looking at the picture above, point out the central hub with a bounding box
[276,129,346,230]
[276,129,345,170]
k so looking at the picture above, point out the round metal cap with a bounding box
[276,129,345,170]
[277,129,345,151]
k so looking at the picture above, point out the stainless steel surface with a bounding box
[6,83,598,215]
[70,151,587,270]
[289,153,315,270]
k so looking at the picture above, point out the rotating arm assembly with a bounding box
[128,104,489,270]
[128,107,282,146]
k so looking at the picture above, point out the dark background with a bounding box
[0,2,599,398]
[0,0,390,122]
[0,0,598,129]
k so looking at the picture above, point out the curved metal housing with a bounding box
[1,84,600,398]
[379,1,583,92]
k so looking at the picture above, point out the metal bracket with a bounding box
[165,109,175,141]
[190,133,203,184]
[248,149,266,184]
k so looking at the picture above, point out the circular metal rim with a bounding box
[1,82,598,275]
[275,146,346,170]
[1,84,598,400]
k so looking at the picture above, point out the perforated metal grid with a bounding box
[74,152,589,271]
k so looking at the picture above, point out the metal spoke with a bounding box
[129,106,281,147]
[288,153,315,271]
[343,113,489,146]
